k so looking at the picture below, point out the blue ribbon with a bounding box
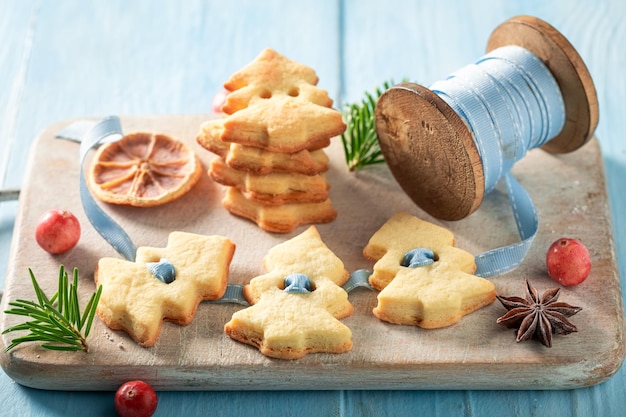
[283,273,314,293]
[342,269,373,293]
[430,46,565,277]
[474,173,538,277]
[210,284,250,306]
[62,116,138,261]
[145,258,177,284]
[401,248,436,268]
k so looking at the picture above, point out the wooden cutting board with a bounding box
[0,115,623,391]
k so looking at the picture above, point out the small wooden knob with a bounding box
[375,16,599,220]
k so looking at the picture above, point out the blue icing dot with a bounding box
[283,273,313,293]
[401,248,436,268]
[146,258,176,284]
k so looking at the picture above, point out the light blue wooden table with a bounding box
[1,1,625,415]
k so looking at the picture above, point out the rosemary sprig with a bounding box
[340,80,397,171]
[3,265,102,352]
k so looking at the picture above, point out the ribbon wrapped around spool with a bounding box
[375,15,598,221]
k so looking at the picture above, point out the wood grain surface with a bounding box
[1,115,622,391]
[375,82,484,220]
[2,1,626,416]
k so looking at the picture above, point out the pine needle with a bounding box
[340,80,397,171]
[3,265,102,353]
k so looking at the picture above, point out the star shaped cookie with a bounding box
[363,212,496,328]
[95,232,235,346]
[224,226,353,359]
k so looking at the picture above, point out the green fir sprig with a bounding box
[3,266,102,352]
[340,80,397,172]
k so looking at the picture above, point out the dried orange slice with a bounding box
[87,132,203,207]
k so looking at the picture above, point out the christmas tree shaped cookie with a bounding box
[363,212,496,328]
[197,121,329,175]
[208,157,329,205]
[95,232,235,346]
[221,47,335,114]
[224,226,354,359]
[197,48,345,233]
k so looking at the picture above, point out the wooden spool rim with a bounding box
[375,83,483,221]
[487,15,599,154]
[374,15,598,221]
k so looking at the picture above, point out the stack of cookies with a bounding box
[196,48,346,233]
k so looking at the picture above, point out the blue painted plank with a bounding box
[11,0,340,118]
[1,0,625,416]
[0,0,37,299]
[0,376,343,417]
[0,0,35,182]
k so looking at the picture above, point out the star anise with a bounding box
[496,279,582,347]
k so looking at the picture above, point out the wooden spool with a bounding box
[374,15,599,221]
